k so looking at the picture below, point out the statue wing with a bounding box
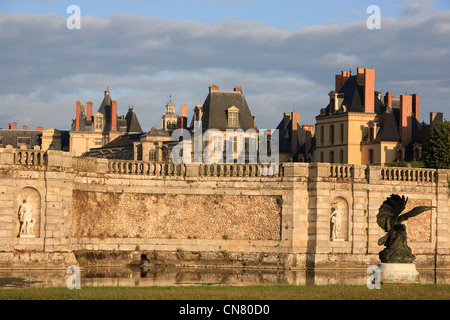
[377,194,408,232]
[398,206,435,223]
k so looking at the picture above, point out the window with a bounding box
[94,139,102,146]
[340,150,344,163]
[320,126,324,146]
[340,124,344,144]
[369,149,374,164]
[228,112,238,127]
[227,106,239,128]
[95,117,103,130]
[320,152,324,162]
[17,137,31,147]
[329,151,335,163]
[330,125,335,145]
[149,149,156,161]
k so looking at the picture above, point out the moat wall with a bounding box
[0,148,449,269]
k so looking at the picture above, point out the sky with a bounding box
[0,0,449,131]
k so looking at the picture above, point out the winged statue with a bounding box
[377,194,435,263]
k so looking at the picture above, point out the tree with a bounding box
[422,121,450,169]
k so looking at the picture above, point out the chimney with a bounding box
[400,95,413,144]
[13,122,17,130]
[234,86,242,93]
[111,100,117,131]
[364,68,375,113]
[87,101,93,120]
[302,124,315,137]
[335,70,351,92]
[384,92,395,108]
[22,125,27,130]
[412,94,420,122]
[291,111,301,132]
[181,104,187,118]
[283,113,292,128]
[75,100,81,131]
[209,84,219,93]
[8,123,11,130]
[356,68,365,85]
[430,112,443,130]
[36,126,44,130]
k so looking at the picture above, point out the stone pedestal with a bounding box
[378,263,419,284]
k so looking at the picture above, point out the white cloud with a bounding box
[0,8,449,131]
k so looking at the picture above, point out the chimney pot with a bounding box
[8,123,11,129]
[13,122,17,130]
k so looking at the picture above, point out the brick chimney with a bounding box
[22,125,27,130]
[8,123,11,129]
[111,100,117,131]
[86,101,93,120]
[384,92,395,108]
[75,100,81,131]
[181,104,187,118]
[364,68,375,113]
[209,84,219,93]
[302,124,315,137]
[13,122,17,130]
[400,95,413,144]
[36,126,44,130]
[412,94,420,122]
[430,112,443,130]
[335,70,351,92]
[234,86,242,93]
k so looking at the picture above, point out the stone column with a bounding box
[306,163,332,268]
[436,169,449,268]
[351,165,369,254]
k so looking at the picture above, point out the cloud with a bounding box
[0,8,449,132]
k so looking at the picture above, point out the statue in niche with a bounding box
[330,204,343,240]
[377,194,434,263]
[18,197,35,237]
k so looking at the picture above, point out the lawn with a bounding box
[0,284,449,300]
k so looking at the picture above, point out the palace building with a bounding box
[314,67,443,165]
[69,87,144,157]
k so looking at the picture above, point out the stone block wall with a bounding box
[0,148,449,269]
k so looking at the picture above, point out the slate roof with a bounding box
[97,133,144,149]
[125,108,143,134]
[375,108,401,142]
[200,90,257,132]
[322,76,386,115]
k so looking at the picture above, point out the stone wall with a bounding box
[0,148,449,269]
[72,191,282,240]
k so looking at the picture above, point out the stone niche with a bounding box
[16,187,41,238]
[330,197,349,241]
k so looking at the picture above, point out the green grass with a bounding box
[0,284,449,300]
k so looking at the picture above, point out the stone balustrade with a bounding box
[14,149,46,166]
[329,164,353,178]
[380,167,436,182]
[199,163,284,177]
[108,160,186,176]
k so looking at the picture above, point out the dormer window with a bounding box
[94,113,104,131]
[227,106,239,128]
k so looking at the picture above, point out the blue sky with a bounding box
[0,0,449,130]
